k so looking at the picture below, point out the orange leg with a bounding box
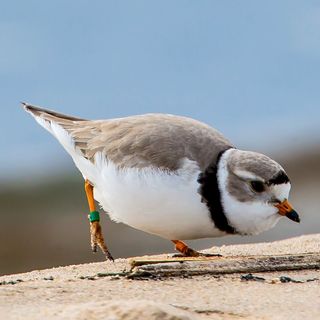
[85,180,114,261]
[171,240,201,257]
[172,240,222,258]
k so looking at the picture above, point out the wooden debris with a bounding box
[129,253,320,279]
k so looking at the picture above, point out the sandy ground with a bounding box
[0,234,319,320]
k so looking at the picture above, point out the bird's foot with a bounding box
[90,221,114,261]
[171,240,222,258]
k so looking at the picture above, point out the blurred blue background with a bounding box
[0,1,319,275]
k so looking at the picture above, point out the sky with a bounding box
[1,1,320,181]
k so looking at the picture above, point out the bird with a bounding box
[23,103,300,260]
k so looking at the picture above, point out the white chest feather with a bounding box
[91,156,225,240]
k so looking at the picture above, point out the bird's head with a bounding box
[217,149,299,235]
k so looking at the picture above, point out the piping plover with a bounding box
[23,103,300,260]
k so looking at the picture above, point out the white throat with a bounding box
[217,149,284,235]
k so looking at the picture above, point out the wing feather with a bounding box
[23,103,233,171]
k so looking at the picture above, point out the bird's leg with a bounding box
[84,180,114,261]
[171,240,222,258]
[172,240,200,257]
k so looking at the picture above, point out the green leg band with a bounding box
[89,211,100,222]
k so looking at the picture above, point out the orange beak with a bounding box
[275,199,300,223]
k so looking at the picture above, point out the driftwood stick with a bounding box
[130,256,224,267]
[130,253,320,278]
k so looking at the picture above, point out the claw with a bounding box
[105,250,114,262]
[90,221,114,261]
[91,241,98,253]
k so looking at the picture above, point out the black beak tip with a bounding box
[286,210,300,223]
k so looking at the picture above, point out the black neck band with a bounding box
[197,148,236,234]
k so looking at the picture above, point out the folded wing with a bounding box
[23,103,232,171]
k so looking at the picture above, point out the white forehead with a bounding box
[271,183,291,201]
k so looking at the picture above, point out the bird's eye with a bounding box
[250,181,265,193]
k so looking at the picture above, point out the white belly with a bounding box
[88,155,223,240]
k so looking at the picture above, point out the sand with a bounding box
[0,234,319,320]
